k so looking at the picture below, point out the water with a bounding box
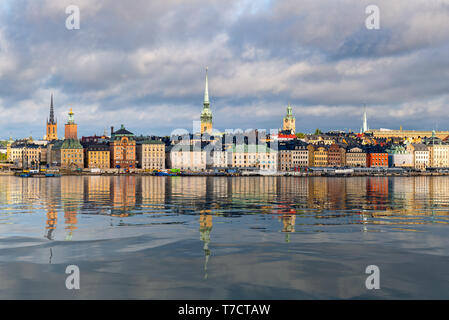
[0,175,449,299]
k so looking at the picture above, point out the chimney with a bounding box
[111,126,114,136]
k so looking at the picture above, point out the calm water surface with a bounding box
[0,175,449,299]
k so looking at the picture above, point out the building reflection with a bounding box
[2,175,449,245]
[110,176,136,217]
[199,213,213,279]
[61,177,83,240]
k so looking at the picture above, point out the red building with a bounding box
[366,152,388,167]
[327,143,346,167]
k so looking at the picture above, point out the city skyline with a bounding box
[1,0,449,139]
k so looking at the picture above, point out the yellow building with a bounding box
[61,139,84,168]
[308,144,328,167]
[8,143,42,168]
[367,129,449,140]
[86,144,110,169]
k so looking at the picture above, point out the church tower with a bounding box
[45,95,58,141]
[361,105,368,133]
[64,108,78,140]
[282,103,296,134]
[200,68,213,135]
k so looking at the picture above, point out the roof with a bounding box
[137,140,164,145]
[412,144,428,151]
[112,125,134,138]
[61,138,83,149]
[87,144,110,151]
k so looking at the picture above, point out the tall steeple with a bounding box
[204,67,209,106]
[361,104,368,133]
[200,67,213,135]
[45,94,58,141]
[49,94,56,124]
[282,103,296,134]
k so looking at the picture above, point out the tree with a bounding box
[314,129,322,135]
[295,132,305,139]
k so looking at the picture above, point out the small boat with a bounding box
[45,173,61,177]
[19,173,31,178]
[155,172,176,176]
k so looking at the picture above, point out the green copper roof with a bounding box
[61,138,83,149]
[284,103,295,120]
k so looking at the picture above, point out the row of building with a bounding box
[3,69,449,172]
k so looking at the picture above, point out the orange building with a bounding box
[64,108,78,139]
[366,151,388,167]
[110,125,136,169]
[45,95,58,141]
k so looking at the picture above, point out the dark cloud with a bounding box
[0,0,449,139]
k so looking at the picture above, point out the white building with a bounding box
[409,144,429,169]
[167,145,206,171]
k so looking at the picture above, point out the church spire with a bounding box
[361,104,368,133]
[49,94,56,124]
[203,67,209,106]
[200,67,213,134]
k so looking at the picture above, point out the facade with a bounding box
[366,148,388,168]
[327,144,346,167]
[211,149,229,169]
[308,144,328,167]
[61,139,84,168]
[8,144,42,168]
[200,68,213,135]
[45,95,58,141]
[386,145,413,168]
[47,140,63,166]
[110,125,137,169]
[408,144,429,169]
[230,144,277,171]
[428,144,449,168]
[86,144,110,169]
[422,131,449,168]
[136,140,165,170]
[167,145,206,171]
[346,147,366,167]
[278,141,308,171]
[282,103,296,134]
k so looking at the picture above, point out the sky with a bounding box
[1,0,449,139]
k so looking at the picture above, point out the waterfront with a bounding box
[1,176,449,299]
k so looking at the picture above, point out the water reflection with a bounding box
[1,176,449,241]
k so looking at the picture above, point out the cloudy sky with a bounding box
[1,0,449,139]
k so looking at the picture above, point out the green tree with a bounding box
[295,132,305,139]
[314,128,322,135]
